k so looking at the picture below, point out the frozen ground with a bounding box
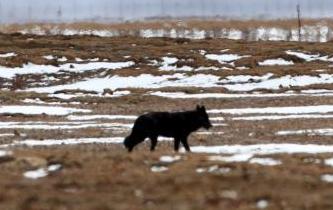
[1,35,333,209]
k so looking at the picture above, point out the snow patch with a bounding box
[276,128,333,136]
[257,200,269,209]
[249,158,281,166]
[222,74,333,92]
[208,105,333,115]
[159,57,193,71]
[24,168,48,179]
[0,105,90,116]
[286,50,333,62]
[321,174,333,183]
[14,137,124,147]
[196,165,231,174]
[0,150,12,157]
[0,52,17,58]
[24,164,62,179]
[324,158,333,167]
[67,114,137,121]
[29,73,221,94]
[259,58,294,66]
[191,144,333,155]
[151,166,168,173]
[233,114,333,121]
[205,53,249,64]
[150,91,308,99]
[159,155,181,163]
[0,121,132,130]
[0,61,134,79]
[0,133,15,137]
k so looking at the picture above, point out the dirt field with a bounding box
[1,33,333,210]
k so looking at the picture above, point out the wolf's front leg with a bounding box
[150,136,158,151]
[174,138,181,152]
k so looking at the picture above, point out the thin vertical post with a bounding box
[297,4,302,42]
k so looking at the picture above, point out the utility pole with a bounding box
[297,4,302,42]
[57,6,62,22]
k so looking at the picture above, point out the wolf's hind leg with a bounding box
[181,137,191,152]
[150,136,158,151]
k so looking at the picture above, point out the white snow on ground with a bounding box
[48,90,131,100]
[233,114,333,121]
[24,164,62,179]
[151,166,168,173]
[222,74,333,91]
[29,74,220,94]
[190,144,333,155]
[205,53,249,64]
[149,91,333,99]
[0,61,134,79]
[159,155,181,163]
[47,164,62,172]
[286,50,333,62]
[195,66,220,71]
[24,168,48,179]
[301,89,333,94]
[249,158,282,166]
[321,174,333,183]
[0,105,90,116]
[257,200,269,209]
[0,133,15,137]
[209,154,253,162]
[0,52,17,58]
[276,128,333,136]
[22,98,64,105]
[25,70,333,94]
[157,57,193,71]
[220,73,273,84]
[196,165,231,174]
[325,158,333,167]
[0,150,12,157]
[209,154,282,166]
[209,117,225,121]
[67,115,137,121]
[208,105,333,115]
[14,137,124,147]
[43,55,56,60]
[258,58,294,66]
[57,56,68,62]
[0,121,132,130]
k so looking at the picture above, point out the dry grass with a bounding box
[1,146,333,210]
[1,34,333,209]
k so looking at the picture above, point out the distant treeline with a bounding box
[0,0,332,24]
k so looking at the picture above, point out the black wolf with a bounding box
[124,105,212,152]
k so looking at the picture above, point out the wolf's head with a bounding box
[196,105,212,130]
[123,136,136,152]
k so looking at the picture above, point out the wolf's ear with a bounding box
[196,105,201,110]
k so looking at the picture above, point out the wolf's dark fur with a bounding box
[124,105,212,152]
